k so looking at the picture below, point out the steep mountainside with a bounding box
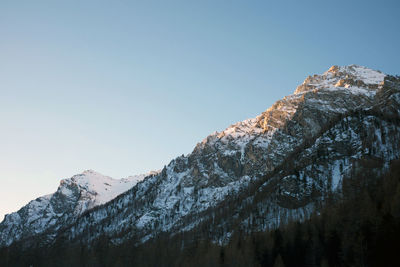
[56,65,400,246]
[0,170,147,247]
[2,65,399,249]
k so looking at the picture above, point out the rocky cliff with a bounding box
[0,170,146,246]
[1,65,399,248]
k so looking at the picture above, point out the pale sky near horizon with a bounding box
[1,0,399,221]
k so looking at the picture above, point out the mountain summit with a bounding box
[0,171,146,246]
[1,65,399,249]
[295,64,385,95]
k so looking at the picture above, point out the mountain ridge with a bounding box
[57,65,399,245]
[1,65,399,249]
[0,170,150,247]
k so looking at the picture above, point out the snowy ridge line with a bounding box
[0,170,152,247]
[183,114,400,243]
[46,66,399,245]
[2,65,399,249]
[167,108,400,237]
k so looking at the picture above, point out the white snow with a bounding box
[2,65,395,248]
[343,65,386,85]
[66,170,145,206]
[296,64,386,96]
[0,169,150,246]
[324,86,377,97]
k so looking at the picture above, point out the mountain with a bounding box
[0,170,148,247]
[1,65,399,251]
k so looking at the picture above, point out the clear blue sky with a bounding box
[1,0,399,220]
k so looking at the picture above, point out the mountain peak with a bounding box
[82,169,98,175]
[195,66,388,155]
[0,170,146,246]
[80,169,110,177]
[1,65,399,251]
[295,65,386,95]
[325,64,385,83]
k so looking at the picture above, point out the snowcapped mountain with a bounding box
[1,65,399,249]
[0,170,148,247]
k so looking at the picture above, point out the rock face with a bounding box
[1,65,400,248]
[0,170,147,247]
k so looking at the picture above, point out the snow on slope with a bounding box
[59,65,399,245]
[62,170,145,208]
[2,65,398,248]
[295,64,386,96]
[0,170,148,246]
